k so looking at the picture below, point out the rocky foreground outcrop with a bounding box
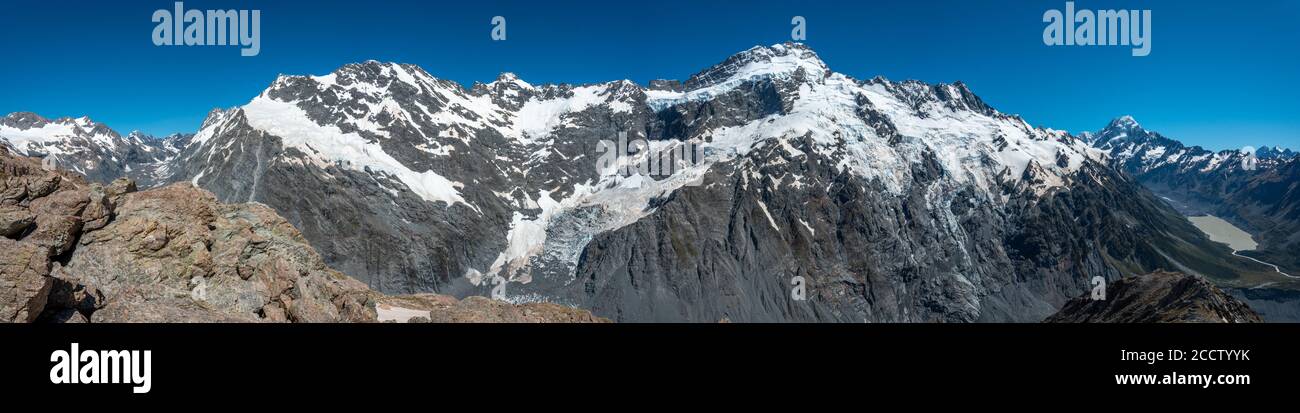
[0,147,603,323]
[1045,271,1262,323]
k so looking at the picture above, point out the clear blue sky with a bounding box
[1,0,1296,150]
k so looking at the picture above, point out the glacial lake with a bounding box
[1188,215,1258,251]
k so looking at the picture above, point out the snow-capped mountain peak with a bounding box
[0,112,121,157]
[1113,114,1140,129]
[0,111,184,183]
[643,43,829,112]
[1091,115,1166,152]
[1102,114,1143,132]
[1089,115,1295,179]
[1256,145,1297,160]
[684,42,830,89]
[491,72,533,89]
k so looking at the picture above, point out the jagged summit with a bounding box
[330,59,414,74]
[1091,115,1167,152]
[0,111,123,147]
[1,112,115,134]
[683,42,829,90]
[284,43,827,99]
[492,72,531,87]
[1,111,51,126]
[1098,115,1147,138]
[253,60,452,102]
[1111,114,1141,129]
[1087,116,1293,174]
[0,109,198,185]
[1257,145,1297,159]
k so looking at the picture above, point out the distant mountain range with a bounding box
[0,112,190,184]
[1086,115,1300,276]
[4,43,1295,322]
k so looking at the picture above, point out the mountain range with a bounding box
[1088,116,1299,274]
[4,43,1295,322]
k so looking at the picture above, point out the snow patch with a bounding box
[376,303,430,323]
[514,84,630,142]
[242,95,474,209]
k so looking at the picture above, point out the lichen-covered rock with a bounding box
[62,183,380,322]
[0,204,34,237]
[0,146,380,323]
[0,237,52,322]
[79,188,114,231]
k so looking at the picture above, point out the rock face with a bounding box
[515,139,1262,322]
[0,237,52,323]
[0,145,379,322]
[64,183,382,322]
[1,146,87,323]
[1045,271,1262,323]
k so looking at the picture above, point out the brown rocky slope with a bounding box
[1045,271,1263,323]
[0,147,604,323]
